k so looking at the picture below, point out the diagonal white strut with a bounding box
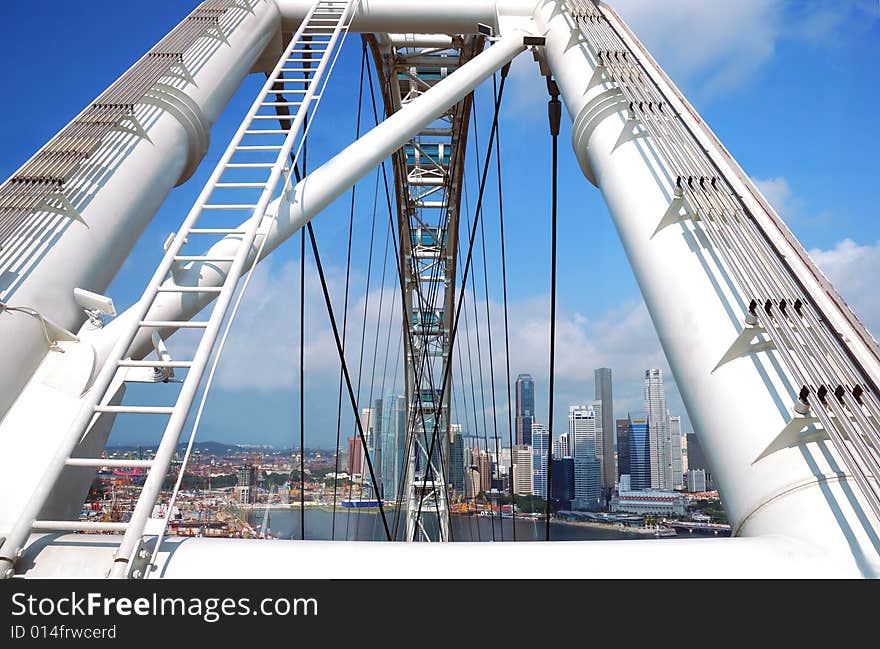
[0,25,531,577]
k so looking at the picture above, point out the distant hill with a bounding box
[105,441,261,456]
[104,441,334,456]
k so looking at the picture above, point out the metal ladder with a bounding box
[0,0,355,579]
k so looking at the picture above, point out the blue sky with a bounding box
[1,1,878,450]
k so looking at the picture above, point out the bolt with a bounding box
[138,549,149,560]
[131,570,143,579]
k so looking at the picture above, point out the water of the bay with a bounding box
[248,506,662,541]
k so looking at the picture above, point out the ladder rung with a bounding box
[202,203,259,209]
[156,285,224,293]
[118,360,194,368]
[139,320,209,328]
[279,68,318,73]
[266,78,313,86]
[189,228,247,234]
[226,163,275,168]
[173,255,237,262]
[33,520,129,533]
[235,145,285,151]
[213,182,267,188]
[94,405,175,414]
[259,102,302,107]
[65,458,154,469]
[245,130,290,135]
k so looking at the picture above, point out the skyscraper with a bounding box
[643,369,671,490]
[374,395,406,501]
[347,436,364,477]
[449,424,465,496]
[616,418,630,480]
[568,403,602,510]
[685,432,712,488]
[594,367,615,496]
[628,416,651,490]
[477,450,493,492]
[512,445,534,496]
[515,373,535,446]
[669,414,683,490]
[550,457,575,511]
[531,423,549,498]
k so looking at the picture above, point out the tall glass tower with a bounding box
[374,395,407,502]
[594,367,614,495]
[531,423,549,498]
[515,373,535,446]
[448,424,465,496]
[568,403,602,510]
[643,369,670,490]
[628,416,651,491]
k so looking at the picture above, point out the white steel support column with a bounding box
[0,0,281,423]
[533,0,879,575]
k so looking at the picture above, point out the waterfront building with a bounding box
[449,424,465,496]
[569,403,603,510]
[669,414,683,490]
[515,373,535,446]
[594,367,615,497]
[477,450,493,492]
[644,369,671,490]
[465,468,481,499]
[628,416,651,491]
[681,433,689,474]
[610,487,686,516]
[687,468,707,493]
[685,432,714,489]
[550,457,575,511]
[616,418,630,480]
[374,395,406,502]
[347,436,363,477]
[531,423,549,498]
[512,445,534,496]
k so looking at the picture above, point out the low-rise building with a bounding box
[610,487,686,516]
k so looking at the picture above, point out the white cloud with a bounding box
[180,252,685,439]
[809,239,880,338]
[787,0,880,47]
[611,0,784,98]
[751,176,793,218]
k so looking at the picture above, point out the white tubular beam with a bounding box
[277,0,540,34]
[535,0,879,576]
[14,534,861,579]
[90,28,530,363]
[388,34,455,49]
[0,1,280,422]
